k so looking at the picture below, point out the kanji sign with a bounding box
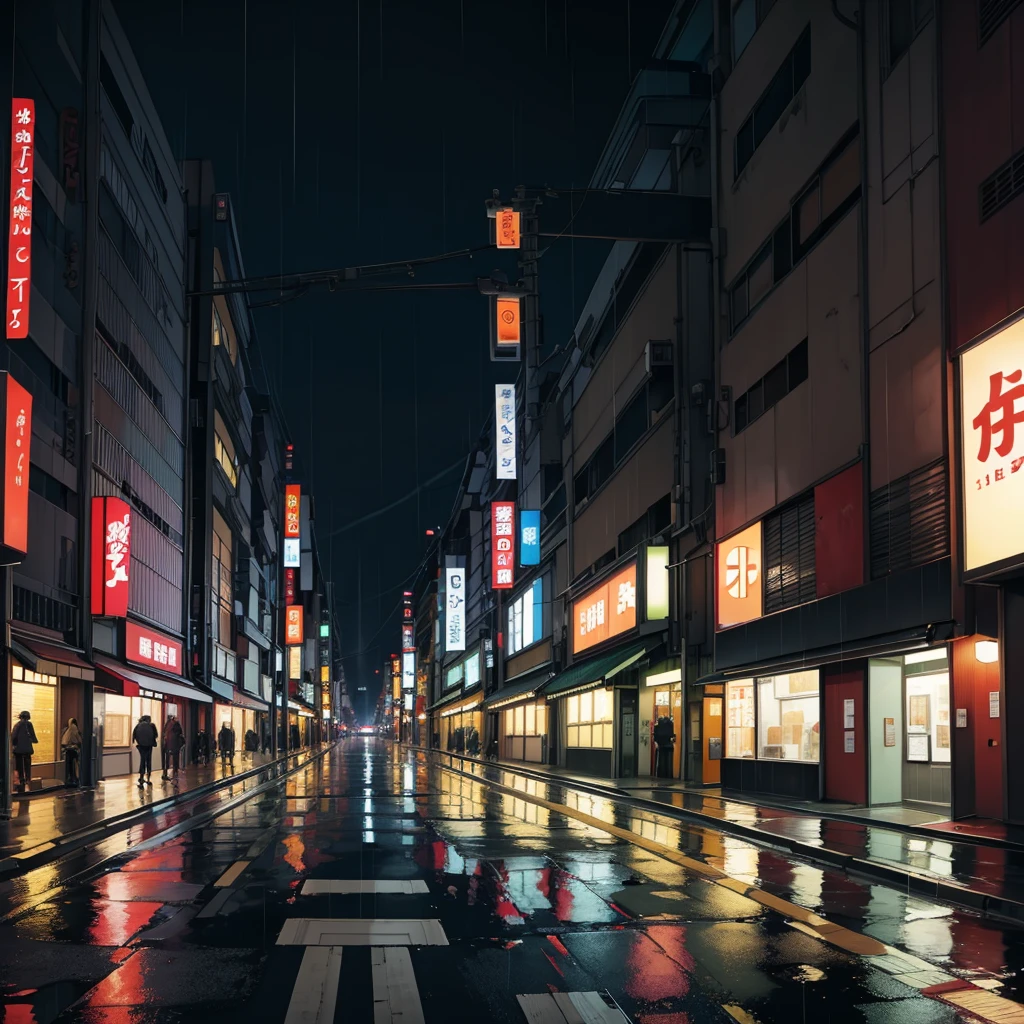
[961,316,1024,576]
[126,621,182,674]
[284,484,300,567]
[496,297,521,346]
[572,562,637,654]
[715,522,762,630]
[496,207,520,249]
[520,509,540,565]
[91,496,132,617]
[445,567,466,651]
[285,604,304,645]
[284,567,296,604]
[495,384,517,480]
[491,501,516,589]
[7,100,34,340]
[0,372,31,557]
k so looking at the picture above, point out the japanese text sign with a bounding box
[7,100,34,341]
[496,297,521,346]
[961,316,1024,576]
[285,604,304,645]
[283,484,300,567]
[402,651,415,689]
[572,562,637,654]
[402,622,415,652]
[126,621,182,674]
[495,384,517,480]
[91,496,132,617]
[0,372,31,556]
[715,522,762,630]
[496,207,520,249]
[445,567,466,651]
[520,510,541,565]
[284,567,296,604]
[491,502,516,589]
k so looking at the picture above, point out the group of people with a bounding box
[10,711,84,793]
[131,716,244,786]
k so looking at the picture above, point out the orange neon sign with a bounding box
[496,297,521,346]
[496,207,520,249]
[572,563,637,655]
[715,522,762,630]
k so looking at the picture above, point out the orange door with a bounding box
[702,697,723,785]
[672,691,683,777]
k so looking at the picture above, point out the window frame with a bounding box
[726,671,821,763]
[885,0,933,75]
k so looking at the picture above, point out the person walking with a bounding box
[132,714,158,787]
[218,721,235,767]
[11,710,38,793]
[163,716,184,780]
[61,718,83,787]
[653,714,676,779]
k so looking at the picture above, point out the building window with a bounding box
[504,702,548,738]
[730,128,860,334]
[906,667,951,763]
[211,508,233,649]
[565,688,614,748]
[757,671,820,761]
[979,145,1024,223]
[979,0,1023,44]
[445,663,464,690]
[733,0,778,61]
[507,578,544,655]
[887,0,933,71]
[734,26,811,178]
[212,303,238,365]
[214,411,239,489]
[464,653,481,688]
[869,459,948,580]
[11,665,58,765]
[725,680,755,758]
[763,493,817,614]
[733,340,808,434]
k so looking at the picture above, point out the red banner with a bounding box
[126,620,182,674]
[7,100,34,340]
[284,567,296,604]
[491,502,515,589]
[0,372,31,555]
[285,604,303,645]
[91,496,132,617]
[284,484,301,537]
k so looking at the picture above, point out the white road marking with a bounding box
[301,879,428,896]
[516,993,628,1024]
[284,946,343,1024]
[371,946,425,1024]
[276,918,448,946]
[214,859,251,888]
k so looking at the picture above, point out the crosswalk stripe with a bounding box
[214,860,250,888]
[301,879,428,895]
[277,918,448,946]
[517,993,628,1024]
[371,946,425,1024]
[284,946,343,1024]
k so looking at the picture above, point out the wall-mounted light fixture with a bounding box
[975,640,999,664]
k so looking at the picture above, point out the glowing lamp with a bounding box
[975,640,999,664]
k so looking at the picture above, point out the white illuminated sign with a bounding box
[445,567,466,652]
[283,537,300,568]
[495,384,516,479]
[402,651,415,690]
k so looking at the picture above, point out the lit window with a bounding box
[565,687,614,748]
[756,671,820,762]
[211,303,238,364]
[214,411,239,489]
[507,578,544,655]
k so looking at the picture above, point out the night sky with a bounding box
[117,0,674,719]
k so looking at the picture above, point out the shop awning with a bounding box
[544,640,649,700]
[483,668,553,710]
[10,633,94,675]
[223,688,268,711]
[95,655,212,704]
[428,683,482,715]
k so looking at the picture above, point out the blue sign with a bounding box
[520,510,541,565]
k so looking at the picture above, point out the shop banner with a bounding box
[572,562,637,655]
[284,484,301,567]
[491,501,515,589]
[519,509,540,565]
[445,566,466,651]
[7,99,34,340]
[495,385,516,479]
[91,496,132,617]
[0,372,31,556]
[285,604,303,645]
[126,620,182,674]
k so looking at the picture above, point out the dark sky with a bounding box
[116,0,674,719]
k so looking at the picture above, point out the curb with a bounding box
[405,744,1024,924]
[0,744,336,882]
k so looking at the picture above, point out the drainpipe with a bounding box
[78,0,102,789]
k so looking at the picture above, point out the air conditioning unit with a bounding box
[710,448,726,486]
[645,340,673,372]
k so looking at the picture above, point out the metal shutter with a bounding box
[870,460,948,579]
[764,493,816,615]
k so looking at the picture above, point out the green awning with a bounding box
[427,682,482,713]
[544,640,648,699]
[483,667,553,709]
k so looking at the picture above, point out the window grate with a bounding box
[979,0,1023,45]
[763,493,816,614]
[979,146,1024,223]
[869,460,948,579]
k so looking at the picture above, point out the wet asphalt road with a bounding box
[0,740,1021,1022]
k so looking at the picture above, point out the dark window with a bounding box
[590,435,615,493]
[888,0,933,70]
[100,55,134,138]
[979,0,1022,44]
[869,460,948,579]
[730,276,749,329]
[979,146,1024,223]
[142,138,168,204]
[733,338,808,435]
[747,244,774,306]
[589,244,668,365]
[574,466,590,507]
[615,389,648,462]
[733,0,757,59]
[59,536,77,592]
[772,217,792,279]
[736,26,811,177]
[650,363,674,413]
[96,324,164,415]
[542,464,563,502]
[13,586,78,641]
[764,493,816,614]
[29,465,73,512]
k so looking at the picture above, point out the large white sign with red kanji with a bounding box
[961,315,1024,576]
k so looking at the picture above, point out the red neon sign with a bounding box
[491,502,515,589]
[91,496,132,617]
[126,621,183,674]
[286,604,304,644]
[284,484,301,537]
[284,567,296,604]
[7,100,34,340]
[0,372,31,555]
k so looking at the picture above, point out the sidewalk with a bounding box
[415,746,1024,922]
[0,746,323,877]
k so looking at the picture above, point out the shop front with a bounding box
[213,688,270,757]
[484,668,553,765]
[8,632,97,791]
[638,661,683,779]
[429,684,483,756]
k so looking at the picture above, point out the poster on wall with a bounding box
[883,718,895,747]
[907,734,930,761]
